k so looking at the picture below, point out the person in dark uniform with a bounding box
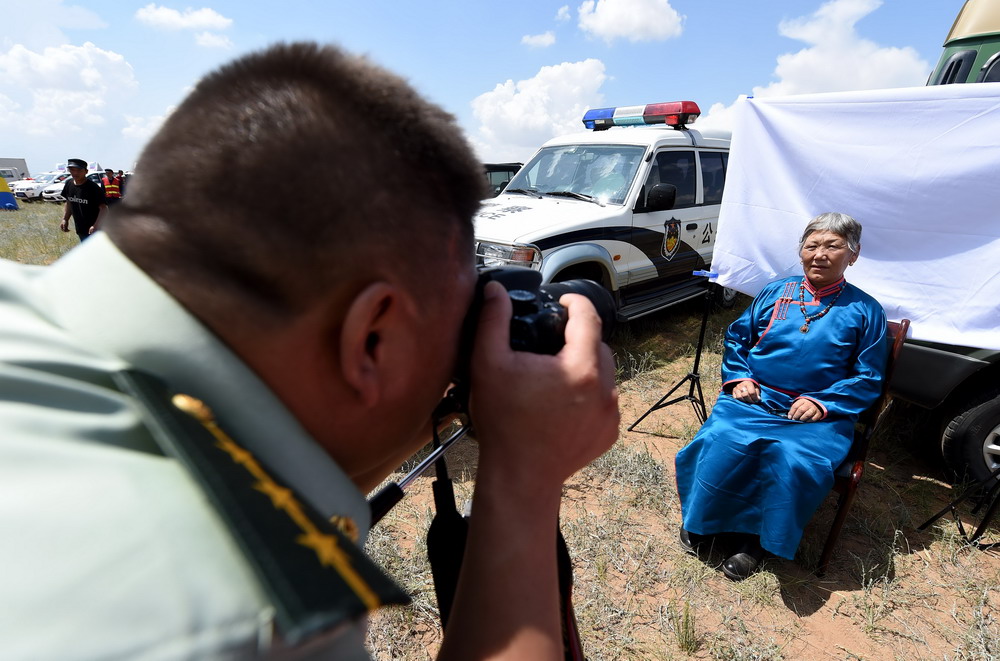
[60,158,107,240]
[0,43,619,659]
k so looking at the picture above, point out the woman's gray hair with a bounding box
[799,212,862,254]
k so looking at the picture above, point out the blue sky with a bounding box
[1,0,965,174]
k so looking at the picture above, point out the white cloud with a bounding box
[0,42,137,136]
[522,31,556,48]
[556,5,571,21]
[0,0,106,52]
[123,108,174,141]
[135,4,232,31]
[471,59,607,161]
[577,0,683,44]
[195,32,233,49]
[698,0,929,132]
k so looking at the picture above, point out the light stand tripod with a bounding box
[628,273,717,431]
[917,465,1000,550]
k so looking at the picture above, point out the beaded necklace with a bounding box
[797,280,845,333]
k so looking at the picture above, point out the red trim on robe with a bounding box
[803,277,845,298]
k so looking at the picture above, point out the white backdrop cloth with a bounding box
[713,84,1000,350]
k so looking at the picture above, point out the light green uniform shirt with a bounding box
[0,233,372,659]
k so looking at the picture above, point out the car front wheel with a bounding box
[715,285,738,309]
[941,388,1000,484]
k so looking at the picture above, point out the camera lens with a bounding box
[538,279,616,341]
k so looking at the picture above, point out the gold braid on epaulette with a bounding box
[171,393,381,611]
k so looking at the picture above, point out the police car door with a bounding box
[697,150,726,267]
[626,150,706,297]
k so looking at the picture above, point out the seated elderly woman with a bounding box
[675,212,890,580]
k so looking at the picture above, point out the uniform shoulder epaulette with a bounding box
[112,369,409,645]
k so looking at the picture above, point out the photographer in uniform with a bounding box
[0,43,619,659]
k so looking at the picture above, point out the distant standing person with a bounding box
[117,170,128,198]
[102,168,123,206]
[60,159,107,241]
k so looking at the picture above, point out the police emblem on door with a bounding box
[662,219,680,261]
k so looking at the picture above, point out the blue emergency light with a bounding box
[582,101,701,130]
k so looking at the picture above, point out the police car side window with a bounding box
[646,151,696,209]
[701,152,726,205]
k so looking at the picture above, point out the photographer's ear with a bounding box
[339,281,413,407]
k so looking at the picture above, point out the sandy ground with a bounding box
[366,345,1000,660]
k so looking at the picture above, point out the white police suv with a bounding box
[474,101,734,321]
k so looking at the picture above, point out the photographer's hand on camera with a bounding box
[438,280,618,660]
[470,280,619,486]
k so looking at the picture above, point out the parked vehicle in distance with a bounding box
[10,172,71,202]
[40,181,65,203]
[889,0,1000,484]
[483,163,522,197]
[0,158,30,183]
[927,0,1000,84]
[41,172,102,203]
[1,168,22,183]
[474,100,736,323]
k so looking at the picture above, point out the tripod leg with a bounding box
[627,375,692,431]
[969,476,1000,544]
[917,465,1000,531]
[692,374,707,424]
[629,288,713,431]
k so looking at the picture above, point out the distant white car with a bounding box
[11,172,71,202]
[41,172,102,203]
[40,180,66,203]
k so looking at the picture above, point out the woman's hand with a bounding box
[788,398,822,421]
[731,379,760,403]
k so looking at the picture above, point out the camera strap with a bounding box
[425,423,585,659]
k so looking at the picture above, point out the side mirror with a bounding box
[646,183,677,212]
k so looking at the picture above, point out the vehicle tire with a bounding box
[941,388,1000,483]
[714,285,738,309]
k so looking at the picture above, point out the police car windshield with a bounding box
[507,144,644,206]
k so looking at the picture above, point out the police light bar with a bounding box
[582,101,701,130]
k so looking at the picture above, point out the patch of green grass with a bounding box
[364,503,441,660]
[731,565,781,608]
[0,200,76,264]
[615,348,658,382]
[664,598,700,654]
[707,611,787,660]
[582,440,673,513]
[948,587,998,660]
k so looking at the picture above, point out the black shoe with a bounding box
[679,527,704,555]
[722,537,765,581]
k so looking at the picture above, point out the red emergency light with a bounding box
[582,101,701,130]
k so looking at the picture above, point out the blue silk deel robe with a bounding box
[675,276,889,559]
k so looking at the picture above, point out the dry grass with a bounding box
[0,199,77,264]
[7,226,998,659]
[365,295,1000,660]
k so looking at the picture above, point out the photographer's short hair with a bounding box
[107,42,485,322]
[799,212,862,254]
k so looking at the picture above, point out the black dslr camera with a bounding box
[462,266,616,360]
[444,266,616,410]
[370,266,616,523]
